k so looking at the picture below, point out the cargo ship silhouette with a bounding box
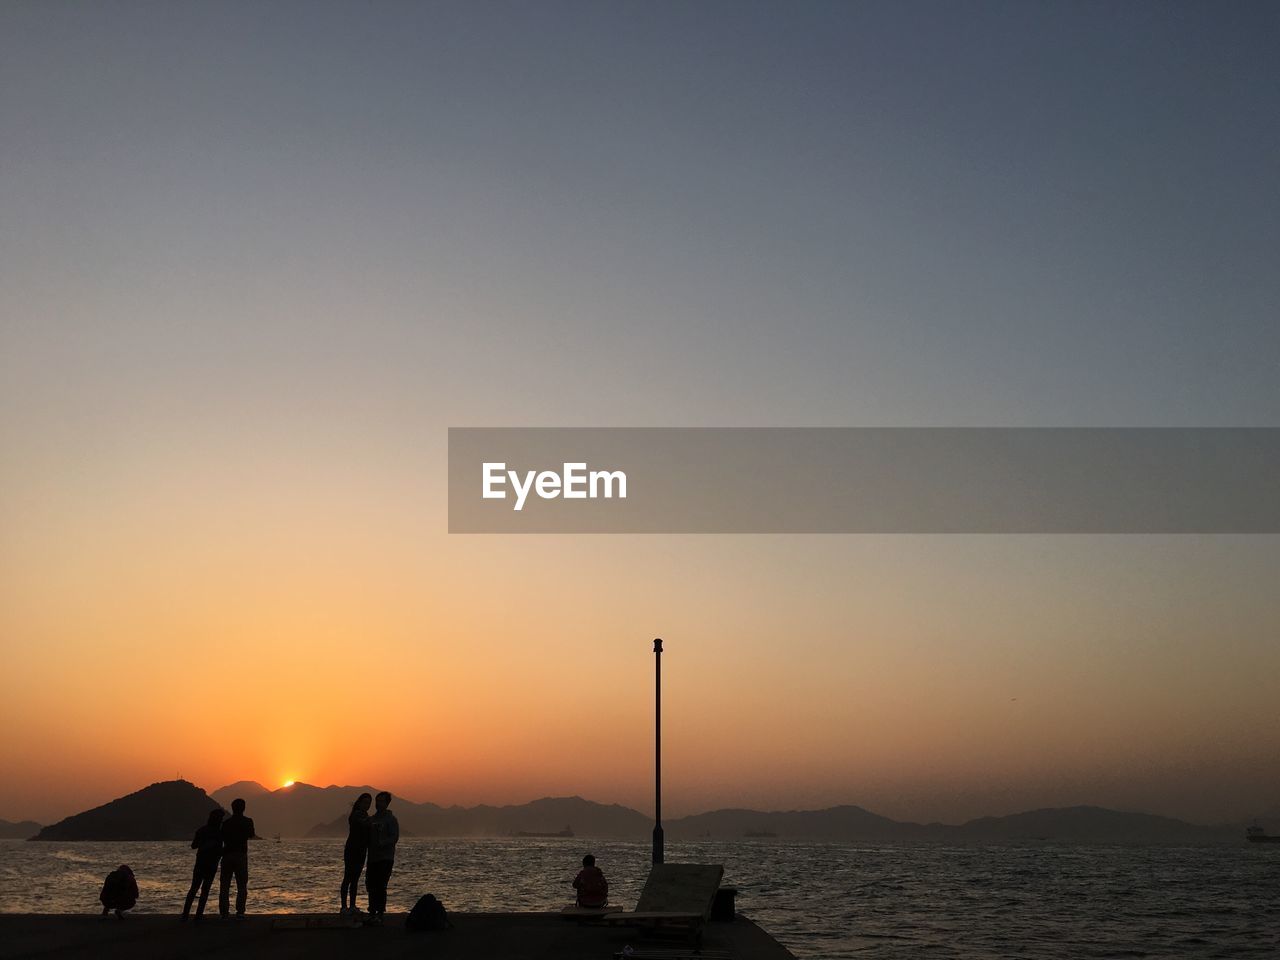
[1246,823,1280,843]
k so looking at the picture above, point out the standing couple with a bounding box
[181,797,257,922]
[341,790,399,926]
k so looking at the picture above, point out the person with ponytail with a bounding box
[340,792,373,913]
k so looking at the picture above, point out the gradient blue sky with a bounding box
[2,2,1278,823]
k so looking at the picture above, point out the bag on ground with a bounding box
[406,893,452,931]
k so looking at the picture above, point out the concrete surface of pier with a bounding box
[0,912,798,959]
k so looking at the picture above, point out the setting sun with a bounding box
[282,780,295,788]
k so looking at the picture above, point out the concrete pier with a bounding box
[0,912,798,959]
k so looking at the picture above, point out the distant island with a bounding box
[16,779,1252,844]
[30,781,218,841]
[0,819,42,840]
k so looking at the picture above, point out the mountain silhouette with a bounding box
[307,794,651,839]
[210,780,271,805]
[666,804,931,840]
[670,804,1237,842]
[30,780,218,841]
[952,805,1230,842]
[0,819,41,840]
[212,781,435,838]
[26,779,1245,843]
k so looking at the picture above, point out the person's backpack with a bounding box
[406,893,452,931]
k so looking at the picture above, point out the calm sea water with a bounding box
[1,838,1277,958]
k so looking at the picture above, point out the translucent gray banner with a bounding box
[448,428,1280,533]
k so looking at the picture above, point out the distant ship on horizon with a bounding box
[513,825,574,839]
[1246,823,1280,843]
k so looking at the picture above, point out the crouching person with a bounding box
[100,865,139,920]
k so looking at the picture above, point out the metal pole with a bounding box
[653,637,664,864]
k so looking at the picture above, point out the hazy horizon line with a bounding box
[6,777,1267,831]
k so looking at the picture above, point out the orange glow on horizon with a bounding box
[1,454,1279,827]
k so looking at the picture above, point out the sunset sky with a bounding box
[2,1,1278,826]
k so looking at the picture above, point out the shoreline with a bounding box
[0,912,798,959]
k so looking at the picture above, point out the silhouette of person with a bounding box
[99,864,138,920]
[340,792,372,913]
[218,797,257,919]
[573,853,609,907]
[182,808,225,921]
[363,791,399,926]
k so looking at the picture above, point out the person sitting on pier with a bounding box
[573,853,609,908]
[182,808,224,921]
[99,864,138,920]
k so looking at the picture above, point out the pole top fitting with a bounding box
[653,638,663,653]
